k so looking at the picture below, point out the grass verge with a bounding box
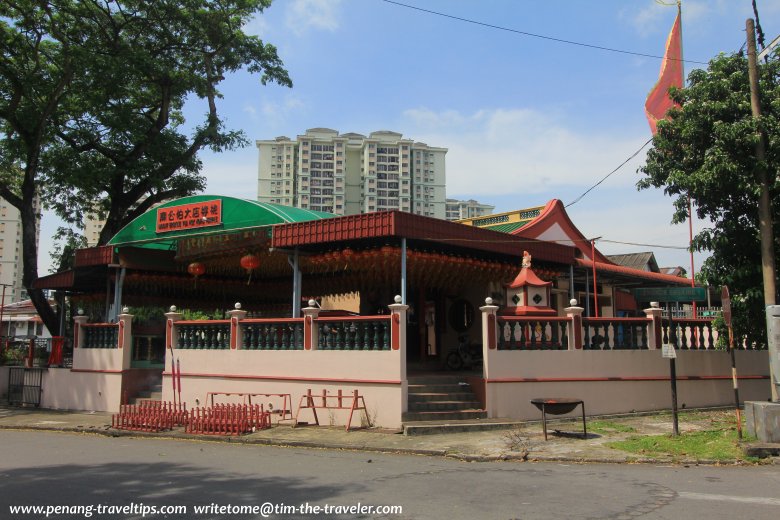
[607,426,758,463]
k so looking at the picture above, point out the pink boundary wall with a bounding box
[4,300,771,424]
[481,350,770,419]
[479,300,771,420]
[163,302,409,429]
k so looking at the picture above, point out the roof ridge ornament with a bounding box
[522,250,532,268]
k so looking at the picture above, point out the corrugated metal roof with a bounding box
[606,252,659,272]
[486,221,530,233]
[108,196,335,247]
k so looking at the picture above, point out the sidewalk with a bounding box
[0,405,776,465]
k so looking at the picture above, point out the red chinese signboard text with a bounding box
[156,199,222,233]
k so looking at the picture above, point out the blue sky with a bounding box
[39,0,780,274]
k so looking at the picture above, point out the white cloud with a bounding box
[401,107,648,197]
[261,95,306,124]
[243,14,270,37]
[243,103,258,120]
[621,1,714,38]
[286,0,343,35]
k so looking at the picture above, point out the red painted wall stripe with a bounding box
[485,375,769,383]
[162,371,402,385]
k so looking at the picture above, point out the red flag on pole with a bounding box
[645,10,683,134]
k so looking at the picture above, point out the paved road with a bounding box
[0,431,778,519]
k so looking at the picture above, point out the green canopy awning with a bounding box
[108,195,335,248]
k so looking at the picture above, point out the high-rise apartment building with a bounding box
[0,197,40,303]
[445,198,495,221]
[256,128,447,218]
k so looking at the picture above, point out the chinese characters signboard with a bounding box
[156,199,222,233]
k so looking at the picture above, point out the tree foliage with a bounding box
[0,0,291,333]
[638,51,780,346]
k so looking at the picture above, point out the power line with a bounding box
[380,0,708,65]
[565,138,653,208]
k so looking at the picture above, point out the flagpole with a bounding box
[677,0,698,317]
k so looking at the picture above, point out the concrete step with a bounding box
[408,383,473,394]
[408,400,483,412]
[129,391,162,404]
[407,375,476,385]
[402,410,487,422]
[408,392,478,403]
[402,418,524,436]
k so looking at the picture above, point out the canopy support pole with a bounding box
[401,238,407,305]
[111,267,126,322]
[288,249,301,318]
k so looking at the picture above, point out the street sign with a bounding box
[662,343,677,359]
[632,286,706,303]
[721,286,732,328]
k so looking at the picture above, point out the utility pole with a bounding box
[747,18,777,307]
[747,18,779,400]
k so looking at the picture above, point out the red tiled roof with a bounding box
[31,270,75,289]
[575,259,692,286]
[272,210,576,265]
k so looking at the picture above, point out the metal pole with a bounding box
[569,264,575,302]
[591,240,599,318]
[0,285,6,339]
[667,302,679,436]
[289,249,301,318]
[728,323,743,439]
[401,238,407,305]
[584,268,591,317]
[111,267,126,322]
[748,17,778,400]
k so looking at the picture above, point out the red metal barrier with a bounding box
[185,404,271,436]
[111,401,188,432]
[294,389,371,432]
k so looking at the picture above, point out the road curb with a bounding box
[0,423,762,466]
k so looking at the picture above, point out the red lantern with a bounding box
[187,262,205,289]
[240,254,261,284]
[187,262,205,277]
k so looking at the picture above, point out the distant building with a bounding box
[445,198,495,221]
[0,197,40,303]
[84,212,104,247]
[606,252,660,273]
[256,128,447,218]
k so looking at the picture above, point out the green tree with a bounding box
[638,51,780,347]
[0,1,291,333]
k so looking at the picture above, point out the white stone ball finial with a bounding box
[234,302,242,310]
[122,307,129,314]
[570,298,578,307]
[650,301,660,308]
[169,305,177,312]
[485,297,493,305]
[394,295,402,304]
[77,308,84,316]
[308,299,317,307]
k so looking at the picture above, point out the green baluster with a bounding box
[278,325,287,349]
[334,323,344,350]
[363,322,371,350]
[382,321,390,350]
[317,324,326,350]
[295,322,303,349]
[560,322,568,350]
[243,324,251,349]
[373,321,381,350]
